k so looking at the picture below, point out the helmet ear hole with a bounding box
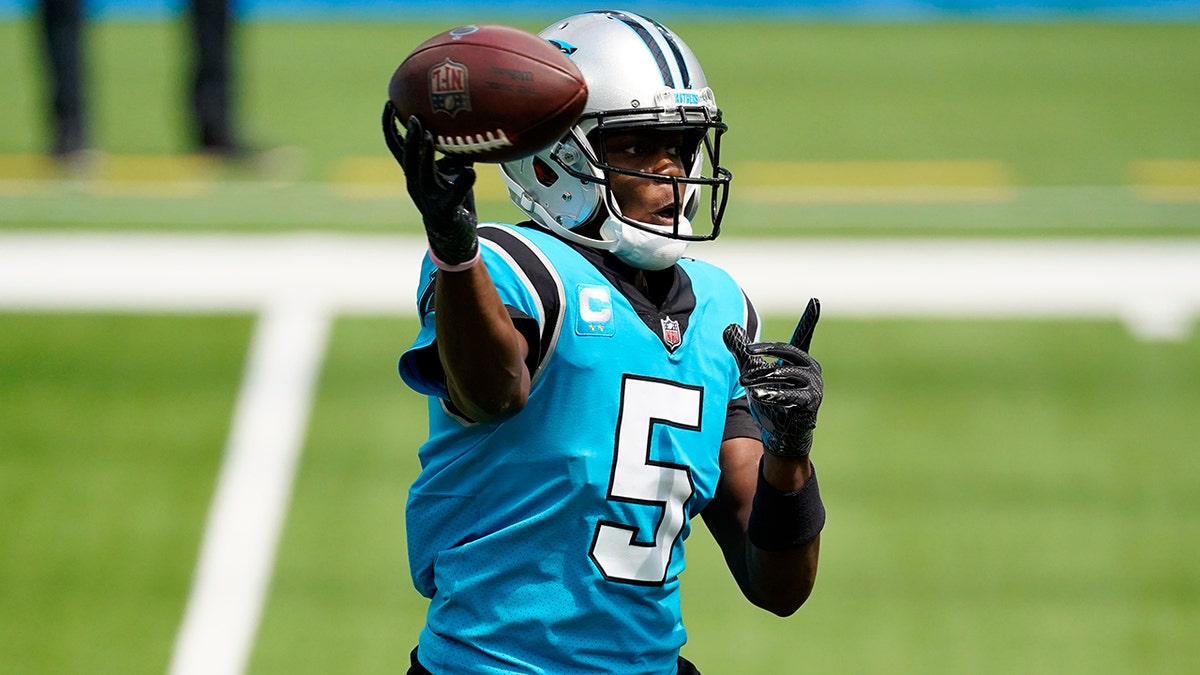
[533,157,559,187]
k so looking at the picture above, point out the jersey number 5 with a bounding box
[589,375,701,585]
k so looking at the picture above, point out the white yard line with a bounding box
[0,232,421,313]
[700,239,1200,341]
[1,232,1198,675]
[168,300,331,675]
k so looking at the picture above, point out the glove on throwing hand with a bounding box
[723,298,824,458]
[382,102,479,267]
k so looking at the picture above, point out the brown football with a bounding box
[388,24,588,164]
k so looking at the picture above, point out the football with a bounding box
[388,24,588,164]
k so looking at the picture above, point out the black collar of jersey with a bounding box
[519,220,697,353]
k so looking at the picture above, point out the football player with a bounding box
[383,10,826,674]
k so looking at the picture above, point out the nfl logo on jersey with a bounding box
[661,317,682,350]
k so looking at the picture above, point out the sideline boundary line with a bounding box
[2,232,1195,339]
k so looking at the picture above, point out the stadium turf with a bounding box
[1,16,1198,675]
[1,20,1198,235]
[2,315,1196,673]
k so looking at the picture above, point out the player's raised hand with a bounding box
[723,299,823,458]
[381,102,479,269]
[788,298,820,353]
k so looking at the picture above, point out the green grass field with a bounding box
[1,19,1199,235]
[3,315,1198,673]
[1,16,1199,675]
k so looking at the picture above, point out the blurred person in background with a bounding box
[37,0,250,163]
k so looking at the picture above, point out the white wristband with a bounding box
[429,245,480,272]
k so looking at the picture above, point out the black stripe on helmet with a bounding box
[645,16,692,89]
[593,10,675,87]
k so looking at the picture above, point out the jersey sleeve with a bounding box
[723,396,760,442]
[398,225,557,398]
[722,283,763,440]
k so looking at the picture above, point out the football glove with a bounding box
[381,101,479,268]
[723,298,824,458]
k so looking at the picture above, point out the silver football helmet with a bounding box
[500,11,732,270]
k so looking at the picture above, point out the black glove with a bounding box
[381,101,479,267]
[723,298,823,458]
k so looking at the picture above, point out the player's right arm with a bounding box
[434,262,531,422]
[385,106,531,422]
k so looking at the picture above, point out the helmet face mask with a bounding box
[563,105,730,242]
[500,11,733,269]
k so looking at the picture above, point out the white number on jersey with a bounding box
[589,375,701,585]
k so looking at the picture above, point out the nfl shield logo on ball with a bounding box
[429,58,471,116]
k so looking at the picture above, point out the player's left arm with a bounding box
[701,299,825,616]
[703,438,820,616]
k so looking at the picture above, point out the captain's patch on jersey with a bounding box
[576,284,615,337]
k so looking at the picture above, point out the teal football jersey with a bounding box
[400,223,760,674]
